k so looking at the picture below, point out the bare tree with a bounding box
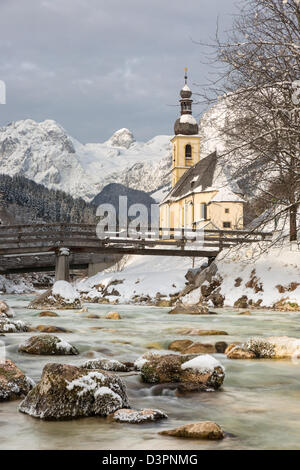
[199,0,300,241]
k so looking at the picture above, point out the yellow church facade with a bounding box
[160,71,244,231]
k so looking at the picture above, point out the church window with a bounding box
[225,208,230,214]
[185,144,192,166]
[223,222,231,228]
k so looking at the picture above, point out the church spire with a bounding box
[174,68,199,135]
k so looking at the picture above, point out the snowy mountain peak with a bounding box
[106,128,135,149]
[0,119,172,201]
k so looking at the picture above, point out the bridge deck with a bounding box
[0,223,273,275]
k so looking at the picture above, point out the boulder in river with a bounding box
[0,317,29,333]
[0,360,34,401]
[215,341,228,354]
[19,363,129,420]
[29,281,81,310]
[34,325,72,334]
[225,336,300,359]
[39,311,59,317]
[106,312,121,320]
[169,303,215,315]
[226,344,256,359]
[18,335,79,355]
[176,328,228,336]
[246,336,300,359]
[159,421,224,440]
[113,408,167,424]
[139,353,225,392]
[81,358,133,372]
[0,300,14,318]
[168,340,216,354]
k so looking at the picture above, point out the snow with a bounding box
[52,281,80,303]
[181,355,224,374]
[215,243,300,307]
[0,119,172,202]
[56,339,75,353]
[66,371,106,396]
[210,187,245,203]
[0,275,34,294]
[66,371,122,404]
[77,254,204,303]
[179,115,197,125]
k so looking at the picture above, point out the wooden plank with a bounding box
[0,245,219,258]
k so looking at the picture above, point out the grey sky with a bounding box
[0,0,238,142]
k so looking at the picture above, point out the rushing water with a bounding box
[1,294,300,450]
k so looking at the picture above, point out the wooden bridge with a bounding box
[0,223,272,280]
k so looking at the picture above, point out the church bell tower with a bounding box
[171,69,200,187]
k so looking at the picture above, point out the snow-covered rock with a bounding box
[29,281,81,310]
[0,300,14,318]
[0,275,34,294]
[19,363,129,419]
[81,358,133,372]
[246,336,300,359]
[139,353,225,392]
[113,408,167,424]
[0,119,172,202]
[18,335,79,355]
[0,317,29,333]
[0,360,35,402]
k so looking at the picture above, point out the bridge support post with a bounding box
[55,248,70,282]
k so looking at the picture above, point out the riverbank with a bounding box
[1,294,300,450]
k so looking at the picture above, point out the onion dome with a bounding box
[174,68,199,135]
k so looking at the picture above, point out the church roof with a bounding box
[161,151,245,205]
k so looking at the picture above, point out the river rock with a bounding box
[34,325,72,333]
[168,340,193,353]
[246,336,300,359]
[159,421,224,440]
[234,296,249,309]
[19,363,129,419]
[0,300,14,318]
[168,340,215,354]
[82,358,133,372]
[176,328,228,336]
[140,353,225,392]
[113,408,167,424]
[0,318,29,333]
[0,360,34,401]
[169,303,215,315]
[29,281,81,310]
[215,341,228,354]
[18,335,79,355]
[106,312,121,320]
[227,344,256,359]
[184,343,216,354]
[39,311,59,317]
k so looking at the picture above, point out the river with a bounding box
[1,293,300,450]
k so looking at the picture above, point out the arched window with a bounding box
[185,144,192,166]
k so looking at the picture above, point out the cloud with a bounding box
[0,0,238,142]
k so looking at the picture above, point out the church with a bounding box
[159,70,245,231]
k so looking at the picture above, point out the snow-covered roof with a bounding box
[180,115,197,125]
[161,151,245,205]
[209,186,245,203]
[182,84,191,92]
